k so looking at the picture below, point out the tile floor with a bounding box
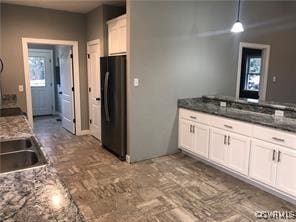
[33,116,295,222]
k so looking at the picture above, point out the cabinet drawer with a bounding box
[210,115,252,137]
[253,125,296,150]
[179,108,212,126]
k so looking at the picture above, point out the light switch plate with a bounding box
[273,76,277,83]
[18,85,24,92]
[134,78,139,87]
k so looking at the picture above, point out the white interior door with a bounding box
[87,40,101,140]
[29,49,54,116]
[60,46,75,134]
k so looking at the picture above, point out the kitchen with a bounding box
[1,0,296,221]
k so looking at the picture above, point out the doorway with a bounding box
[87,39,101,140]
[29,49,55,116]
[22,38,82,135]
[236,42,271,101]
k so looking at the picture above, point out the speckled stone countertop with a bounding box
[178,97,296,133]
[0,115,84,222]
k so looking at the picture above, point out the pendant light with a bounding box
[231,0,244,33]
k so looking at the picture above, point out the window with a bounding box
[245,57,262,91]
[239,48,263,99]
[29,56,46,87]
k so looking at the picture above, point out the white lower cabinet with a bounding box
[249,139,296,196]
[275,147,296,196]
[227,132,250,175]
[179,119,195,153]
[209,128,227,165]
[179,109,296,200]
[193,123,209,158]
[209,128,250,175]
[249,139,277,186]
[179,118,209,158]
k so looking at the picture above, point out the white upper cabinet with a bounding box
[107,14,127,55]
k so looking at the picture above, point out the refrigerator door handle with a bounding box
[104,71,110,122]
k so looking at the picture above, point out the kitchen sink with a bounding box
[0,138,32,154]
[0,137,47,174]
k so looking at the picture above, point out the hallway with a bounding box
[33,116,295,222]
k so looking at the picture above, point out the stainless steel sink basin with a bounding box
[0,137,47,174]
[0,151,39,173]
[0,138,32,154]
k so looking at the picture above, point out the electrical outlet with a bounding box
[272,76,277,83]
[220,101,227,107]
[134,78,139,87]
[18,85,24,92]
[275,110,284,117]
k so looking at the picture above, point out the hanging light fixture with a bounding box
[231,0,244,33]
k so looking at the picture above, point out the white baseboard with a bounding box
[76,130,90,136]
[126,155,131,164]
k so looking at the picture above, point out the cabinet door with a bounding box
[108,22,120,55]
[275,147,296,196]
[193,123,209,158]
[227,132,250,175]
[119,20,127,53]
[179,119,195,153]
[249,139,277,186]
[209,128,227,166]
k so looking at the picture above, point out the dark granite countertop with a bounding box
[0,115,84,222]
[178,97,296,133]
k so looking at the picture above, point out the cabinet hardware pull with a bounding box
[272,149,276,161]
[272,137,285,142]
[224,135,227,145]
[228,135,231,145]
[278,151,281,162]
[192,126,195,134]
[190,116,197,119]
[224,124,233,129]
[190,125,192,133]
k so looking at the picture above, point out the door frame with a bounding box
[235,42,271,101]
[28,48,56,115]
[22,38,82,135]
[87,39,101,139]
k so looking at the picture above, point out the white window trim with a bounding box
[22,38,82,135]
[236,42,271,101]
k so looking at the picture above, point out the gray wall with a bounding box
[0,4,89,129]
[127,1,296,162]
[86,5,125,56]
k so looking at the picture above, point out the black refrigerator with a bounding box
[100,55,126,160]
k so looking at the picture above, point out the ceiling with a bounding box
[1,0,125,13]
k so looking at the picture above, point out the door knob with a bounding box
[96,98,101,101]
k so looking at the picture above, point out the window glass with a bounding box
[29,56,46,87]
[245,57,262,91]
